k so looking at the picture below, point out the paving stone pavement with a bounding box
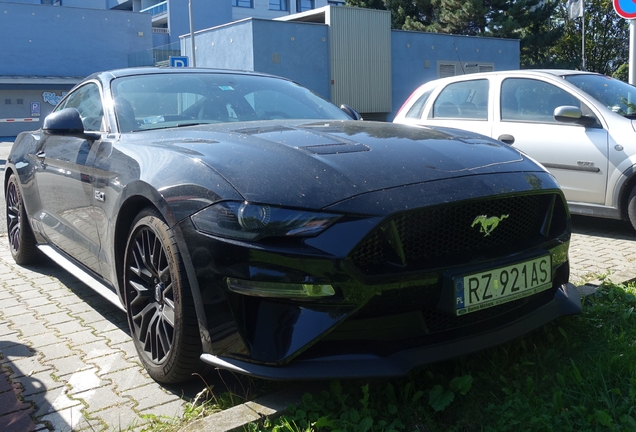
[0,234,191,431]
[1,212,636,431]
[569,215,636,286]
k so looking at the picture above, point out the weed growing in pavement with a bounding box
[133,370,286,431]
[247,282,636,432]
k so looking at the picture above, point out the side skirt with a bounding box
[37,245,125,312]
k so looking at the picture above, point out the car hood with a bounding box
[160,120,542,209]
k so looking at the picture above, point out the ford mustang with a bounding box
[4,68,581,383]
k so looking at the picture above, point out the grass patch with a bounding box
[248,281,636,431]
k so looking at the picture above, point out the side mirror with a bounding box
[43,108,100,141]
[553,105,596,127]
[340,104,363,121]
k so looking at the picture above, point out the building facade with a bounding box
[0,0,519,136]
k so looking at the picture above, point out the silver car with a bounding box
[394,70,636,230]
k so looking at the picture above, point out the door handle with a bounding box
[497,134,515,145]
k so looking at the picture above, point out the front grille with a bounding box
[350,193,567,276]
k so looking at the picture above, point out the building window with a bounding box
[327,0,345,5]
[17,99,24,105]
[269,0,289,11]
[4,99,10,105]
[232,0,253,7]
[296,0,314,11]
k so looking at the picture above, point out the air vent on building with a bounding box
[360,112,387,122]
[438,61,495,77]
[439,64,456,78]
[272,53,281,64]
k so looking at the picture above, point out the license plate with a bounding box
[455,256,552,315]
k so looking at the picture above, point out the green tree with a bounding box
[550,0,628,75]
[613,63,629,82]
[345,0,435,30]
[346,0,564,68]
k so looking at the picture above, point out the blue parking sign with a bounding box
[169,56,189,67]
[30,102,40,117]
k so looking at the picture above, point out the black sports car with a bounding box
[4,68,581,383]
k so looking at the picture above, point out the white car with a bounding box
[394,70,636,230]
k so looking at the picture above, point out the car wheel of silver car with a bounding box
[5,174,39,265]
[123,208,201,384]
[628,187,636,232]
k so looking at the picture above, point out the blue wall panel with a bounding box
[251,20,329,99]
[391,30,519,119]
[0,3,153,76]
[168,0,232,45]
[59,0,107,8]
[186,20,329,100]
[184,20,255,71]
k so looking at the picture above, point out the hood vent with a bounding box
[298,142,370,155]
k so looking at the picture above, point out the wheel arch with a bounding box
[113,194,155,301]
[112,193,211,352]
[3,165,15,194]
[617,166,636,221]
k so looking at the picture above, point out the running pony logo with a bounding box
[471,214,509,237]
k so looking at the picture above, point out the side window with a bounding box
[431,80,489,120]
[57,83,104,131]
[501,78,581,123]
[405,89,433,119]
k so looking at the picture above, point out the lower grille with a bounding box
[299,286,556,360]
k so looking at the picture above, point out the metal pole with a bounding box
[581,15,586,71]
[189,0,196,67]
[630,20,636,85]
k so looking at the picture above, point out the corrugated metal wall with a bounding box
[328,7,391,113]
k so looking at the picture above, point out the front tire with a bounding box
[123,208,201,384]
[5,174,39,264]
[628,186,636,232]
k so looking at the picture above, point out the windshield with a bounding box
[111,72,350,132]
[564,74,636,118]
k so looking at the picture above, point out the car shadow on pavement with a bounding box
[571,214,636,239]
[0,342,69,431]
[18,255,255,403]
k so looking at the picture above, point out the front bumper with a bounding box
[199,283,581,380]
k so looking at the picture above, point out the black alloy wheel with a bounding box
[123,208,201,383]
[6,174,39,264]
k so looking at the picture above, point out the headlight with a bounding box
[191,201,342,240]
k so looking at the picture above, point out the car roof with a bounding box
[85,67,283,82]
[430,69,601,83]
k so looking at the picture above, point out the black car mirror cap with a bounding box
[43,108,101,141]
[340,104,363,121]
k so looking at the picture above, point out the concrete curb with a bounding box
[178,385,324,432]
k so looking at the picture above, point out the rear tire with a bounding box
[123,207,201,384]
[5,174,39,265]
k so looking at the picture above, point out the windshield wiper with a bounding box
[174,122,208,128]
